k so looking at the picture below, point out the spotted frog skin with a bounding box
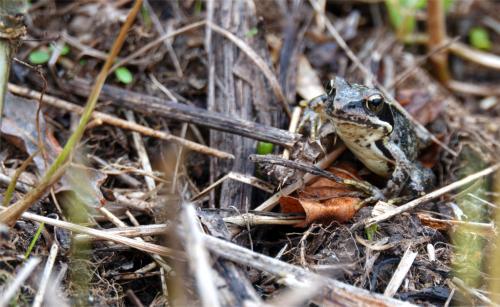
[309,77,434,198]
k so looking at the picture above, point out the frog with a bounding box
[305,77,435,199]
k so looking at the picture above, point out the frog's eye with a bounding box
[324,80,336,96]
[365,94,385,113]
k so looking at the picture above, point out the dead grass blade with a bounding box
[11,209,183,259]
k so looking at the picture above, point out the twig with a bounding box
[0,257,41,306]
[449,41,500,71]
[98,207,173,272]
[447,80,500,96]
[33,243,59,307]
[254,146,345,211]
[250,154,377,197]
[7,83,234,159]
[2,150,38,206]
[171,123,187,194]
[203,234,415,306]
[0,172,31,193]
[125,111,156,191]
[181,204,220,307]
[89,155,141,187]
[283,106,302,159]
[417,212,495,236]
[110,20,206,73]
[191,171,275,202]
[403,35,500,71]
[74,223,170,241]
[126,290,145,307]
[388,37,460,89]
[223,212,304,227]
[427,0,450,83]
[61,33,125,62]
[0,160,69,225]
[207,22,291,118]
[8,209,184,259]
[67,78,300,147]
[143,0,183,77]
[383,246,417,297]
[364,163,500,226]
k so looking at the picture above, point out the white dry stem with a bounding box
[181,204,220,307]
[125,110,156,192]
[384,246,418,297]
[0,257,41,306]
[33,243,59,307]
[365,163,500,226]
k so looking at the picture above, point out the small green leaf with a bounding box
[365,224,379,241]
[115,67,134,84]
[385,0,420,39]
[49,43,70,56]
[24,222,45,259]
[245,27,258,38]
[28,50,50,64]
[256,142,274,155]
[60,44,70,56]
[194,0,203,15]
[141,4,152,30]
[469,26,492,50]
[415,0,427,9]
[444,0,453,11]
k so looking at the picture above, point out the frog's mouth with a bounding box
[329,113,393,135]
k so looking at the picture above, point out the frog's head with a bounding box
[324,77,394,139]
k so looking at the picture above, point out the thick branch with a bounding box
[68,78,300,148]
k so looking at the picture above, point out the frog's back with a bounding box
[389,105,418,162]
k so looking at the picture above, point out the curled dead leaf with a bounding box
[279,163,362,226]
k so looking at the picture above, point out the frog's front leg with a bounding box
[298,94,329,141]
[382,144,413,198]
[383,162,411,197]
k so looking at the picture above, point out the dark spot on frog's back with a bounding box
[375,140,394,161]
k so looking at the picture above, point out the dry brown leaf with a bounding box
[279,163,362,226]
[397,88,445,126]
[2,93,108,209]
[296,55,324,101]
[417,212,450,231]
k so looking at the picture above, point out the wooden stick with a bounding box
[7,83,234,159]
[203,234,415,306]
[181,204,221,307]
[365,163,500,226]
[33,243,59,307]
[13,209,184,259]
[74,223,170,241]
[254,146,345,211]
[67,78,300,148]
[383,246,417,297]
[427,0,450,83]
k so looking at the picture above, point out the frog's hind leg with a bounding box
[406,163,436,196]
